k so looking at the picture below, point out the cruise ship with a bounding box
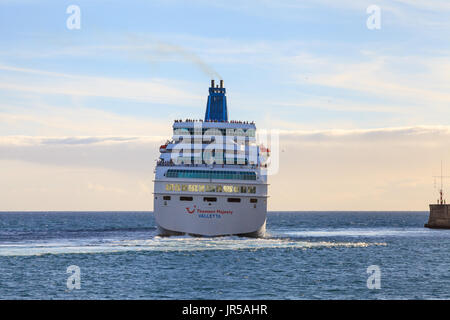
[153,80,268,237]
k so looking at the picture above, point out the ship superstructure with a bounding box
[153,80,268,237]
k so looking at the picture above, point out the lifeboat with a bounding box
[260,146,270,156]
[159,144,168,153]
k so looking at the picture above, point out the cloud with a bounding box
[0,135,162,174]
[0,64,203,106]
[2,124,449,167]
[390,0,450,12]
[0,102,173,136]
[2,34,449,131]
[1,125,450,210]
[279,125,450,141]
[0,159,154,211]
[289,53,450,113]
[0,135,162,146]
[147,0,450,30]
[271,125,450,211]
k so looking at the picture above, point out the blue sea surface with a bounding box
[0,211,449,299]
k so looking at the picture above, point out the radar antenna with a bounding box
[433,161,450,204]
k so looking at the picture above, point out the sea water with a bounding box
[0,211,449,299]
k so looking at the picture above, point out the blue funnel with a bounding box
[204,79,228,122]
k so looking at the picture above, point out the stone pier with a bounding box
[425,204,450,229]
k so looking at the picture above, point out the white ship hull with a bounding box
[154,193,267,237]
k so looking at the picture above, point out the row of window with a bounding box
[168,150,248,156]
[162,196,257,203]
[166,169,257,180]
[173,128,256,137]
[165,183,257,194]
[169,158,256,166]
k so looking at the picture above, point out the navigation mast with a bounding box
[433,161,450,204]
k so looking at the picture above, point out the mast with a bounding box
[433,161,450,204]
[441,161,444,204]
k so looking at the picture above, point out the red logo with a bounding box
[186,205,196,214]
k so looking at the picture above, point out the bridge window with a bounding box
[166,169,256,180]
[248,186,256,194]
[227,198,241,203]
[180,196,193,201]
[165,183,257,194]
[223,185,233,193]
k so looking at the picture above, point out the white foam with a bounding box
[277,228,433,238]
[0,236,386,257]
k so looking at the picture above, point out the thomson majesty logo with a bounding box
[185,206,233,216]
[186,206,196,214]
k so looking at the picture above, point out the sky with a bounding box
[1,0,450,211]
